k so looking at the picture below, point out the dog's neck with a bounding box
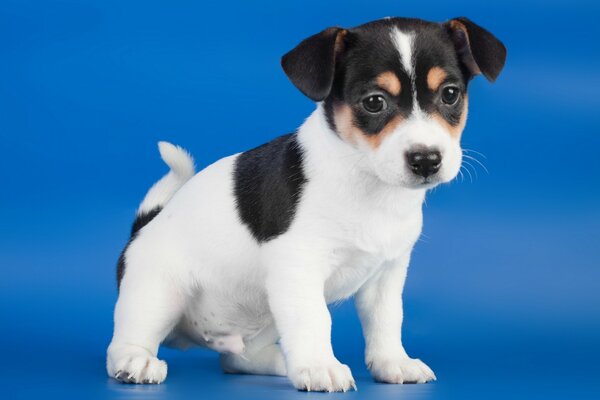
[297,105,426,213]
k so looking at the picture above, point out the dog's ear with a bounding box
[446,17,507,82]
[281,27,348,101]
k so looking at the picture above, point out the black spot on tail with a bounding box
[234,133,307,242]
[116,206,162,288]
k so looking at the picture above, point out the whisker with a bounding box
[458,168,465,182]
[462,160,479,179]
[463,154,489,174]
[461,165,473,183]
[463,148,488,159]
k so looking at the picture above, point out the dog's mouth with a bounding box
[409,174,445,189]
[417,178,439,188]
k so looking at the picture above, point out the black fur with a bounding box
[412,23,468,126]
[116,206,162,288]
[446,17,507,82]
[281,27,346,101]
[285,17,505,135]
[234,134,307,242]
[336,21,414,135]
[341,19,469,132]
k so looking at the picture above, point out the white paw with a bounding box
[369,357,436,384]
[288,359,356,392]
[107,344,168,384]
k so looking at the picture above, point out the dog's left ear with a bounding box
[446,17,507,82]
[281,27,348,101]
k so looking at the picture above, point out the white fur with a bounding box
[391,28,414,76]
[137,141,195,215]
[344,28,462,188]
[367,115,463,188]
[104,11,483,388]
[107,102,452,389]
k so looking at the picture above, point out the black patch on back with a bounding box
[116,206,162,288]
[234,133,307,242]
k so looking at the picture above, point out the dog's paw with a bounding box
[368,357,435,384]
[107,344,167,384]
[288,359,356,392]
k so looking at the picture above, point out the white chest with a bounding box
[322,210,422,302]
[301,179,424,302]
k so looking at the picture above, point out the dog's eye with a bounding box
[441,86,460,105]
[362,95,387,113]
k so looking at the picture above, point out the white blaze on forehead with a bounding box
[391,28,414,76]
[391,28,423,115]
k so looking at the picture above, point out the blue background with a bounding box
[1,0,599,399]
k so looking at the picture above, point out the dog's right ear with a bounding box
[281,27,348,102]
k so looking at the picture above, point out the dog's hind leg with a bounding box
[107,246,187,384]
[220,324,286,376]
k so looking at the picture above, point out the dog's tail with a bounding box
[117,142,195,287]
[133,141,195,234]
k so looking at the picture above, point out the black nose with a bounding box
[406,149,442,178]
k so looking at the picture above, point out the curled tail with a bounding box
[117,141,195,286]
[136,141,195,222]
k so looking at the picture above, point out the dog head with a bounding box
[282,17,506,188]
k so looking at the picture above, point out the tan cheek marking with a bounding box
[333,104,359,146]
[376,71,401,96]
[363,115,404,149]
[333,104,404,150]
[427,66,448,92]
[432,95,469,139]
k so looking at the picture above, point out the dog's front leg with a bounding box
[265,246,355,392]
[355,255,436,384]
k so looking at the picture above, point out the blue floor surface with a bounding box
[2,211,599,399]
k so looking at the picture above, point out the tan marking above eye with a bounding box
[376,71,401,96]
[427,66,448,92]
[432,95,469,139]
[333,103,404,150]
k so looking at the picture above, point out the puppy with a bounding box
[107,16,506,391]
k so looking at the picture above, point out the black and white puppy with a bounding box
[107,16,506,392]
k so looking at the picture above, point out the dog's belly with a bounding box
[168,252,385,352]
[169,284,273,354]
